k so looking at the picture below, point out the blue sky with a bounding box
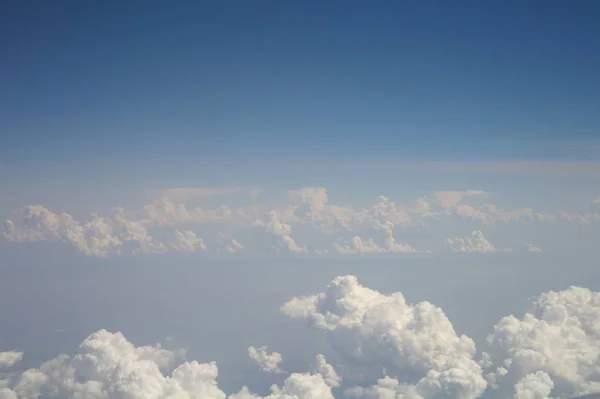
[2,0,600,174]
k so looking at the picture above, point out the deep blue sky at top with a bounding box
[2,0,600,175]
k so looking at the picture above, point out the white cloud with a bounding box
[281,275,487,399]
[526,244,543,253]
[3,206,123,257]
[446,230,509,253]
[248,346,284,374]
[4,186,598,257]
[483,286,600,398]
[315,354,341,388]
[254,211,308,253]
[3,279,600,398]
[0,329,226,399]
[230,373,335,399]
[513,371,554,399]
[168,230,208,253]
[0,352,22,369]
[227,239,244,253]
[0,329,337,399]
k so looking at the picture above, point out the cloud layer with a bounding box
[3,187,599,257]
[2,276,600,398]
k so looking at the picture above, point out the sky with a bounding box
[1,1,600,399]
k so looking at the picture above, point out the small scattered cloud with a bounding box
[168,230,207,253]
[3,187,597,257]
[248,346,284,374]
[526,243,543,253]
[446,230,510,253]
[0,351,22,369]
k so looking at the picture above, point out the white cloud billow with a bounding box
[2,279,600,398]
[446,230,510,253]
[4,186,599,257]
[254,211,308,253]
[169,230,208,253]
[281,275,488,399]
[0,352,22,369]
[315,354,342,389]
[248,346,284,374]
[482,286,600,398]
[0,331,337,399]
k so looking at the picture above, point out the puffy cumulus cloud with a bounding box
[333,222,427,255]
[0,352,22,369]
[281,275,487,399]
[315,354,342,388]
[446,230,510,253]
[288,187,329,214]
[231,373,335,399]
[217,234,244,254]
[5,186,598,257]
[4,206,123,257]
[513,371,554,399]
[248,346,284,374]
[0,330,338,399]
[111,208,166,254]
[143,198,236,226]
[168,230,208,253]
[5,278,600,399]
[482,286,600,398]
[254,211,308,254]
[0,329,227,399]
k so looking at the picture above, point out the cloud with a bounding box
[513,371,554,399]
[254,211,308,253]
[526,244,543,253]
[4,186,597,257]
[0,329,226,399]
[0,352,22,369]
[482,286,600,398]
[333,222,427,255]
[0,330,337,399]
[168,230,208,253]
[3,279,600,398]
[446,230,509,253]
[248,346,284,374]
[3,206,124,257]
[230,373,335,399]
[315,354,342,388]
[281,275,487,399]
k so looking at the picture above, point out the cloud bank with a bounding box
[2,276,599,398]
[3,187,599,257]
